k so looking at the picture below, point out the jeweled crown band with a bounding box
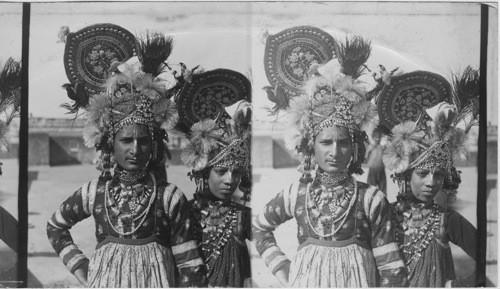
[208,138,250,169]
[313,116,357,135]
[112,116,158,135]
[409,141,452,181]
[312,97,357,135]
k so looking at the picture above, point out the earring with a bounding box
[399,177,409,199]
[99,150,114,180]
[300,153,313,184]
[145,153,152,167]
[445,189,457,203]
[202,178,210,195]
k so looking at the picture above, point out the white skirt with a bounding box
[87,236,175,288]
[289,237,378,287]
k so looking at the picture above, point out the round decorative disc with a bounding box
[64,23,137,94]
[177,69,251,129]
[377,71,452,130]
[264,26,336,96]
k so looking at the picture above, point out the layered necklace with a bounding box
[195,198,238,271]
[105,171,157,236]
[305,170,357,238]
[392,200,441,274]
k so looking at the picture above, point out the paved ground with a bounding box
[0,161,495,287]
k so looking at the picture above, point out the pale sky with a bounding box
[0,4,23,60]
[25,2,496,126]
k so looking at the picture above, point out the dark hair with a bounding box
[347,129,367,175]
[147,132,167,181]
[443,166,462,191]
[189,167,211,201]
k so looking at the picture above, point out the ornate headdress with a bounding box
[60,23,194,179]
[262,26,336,114]
[0,58,21,176]
[177,69,252,200]
[381,68,479,201]
[283,34,380,182]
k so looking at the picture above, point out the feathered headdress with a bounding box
[283,35,379,182]
[60,24,193,179]
[82,56,179,150]
[59,24,199,119]
[382,67,479,201]
[0,58,21,154]
[177,69,252,200]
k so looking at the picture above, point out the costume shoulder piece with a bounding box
[59,23,195,179]
[63,23,138,95]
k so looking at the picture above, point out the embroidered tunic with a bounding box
[46,175,205,287]
[190,197,251,287]
[253,181,406,287]
[391,202,478,287]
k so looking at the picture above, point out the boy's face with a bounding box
[314,125,352,174]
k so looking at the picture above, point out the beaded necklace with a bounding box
[313,185,351,214]
[393,200,441,274]
[196,200,238,271]
[305,176,358,238]
[111,183,145,211]
[316,170,348,187]
[114,167,148,184]
[105,172,157,236]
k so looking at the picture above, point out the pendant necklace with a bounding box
[105,172,157,236]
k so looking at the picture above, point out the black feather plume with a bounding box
[0,58,21,123]
[0,58,21,149]
[452,66,479,111]
[138,32,174,76]
[0,58,21,94]
[334,36,371,79]
[451,66,480,132]
[264,84,289,116]
[0,58,21,113]
[60,81,89,116]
